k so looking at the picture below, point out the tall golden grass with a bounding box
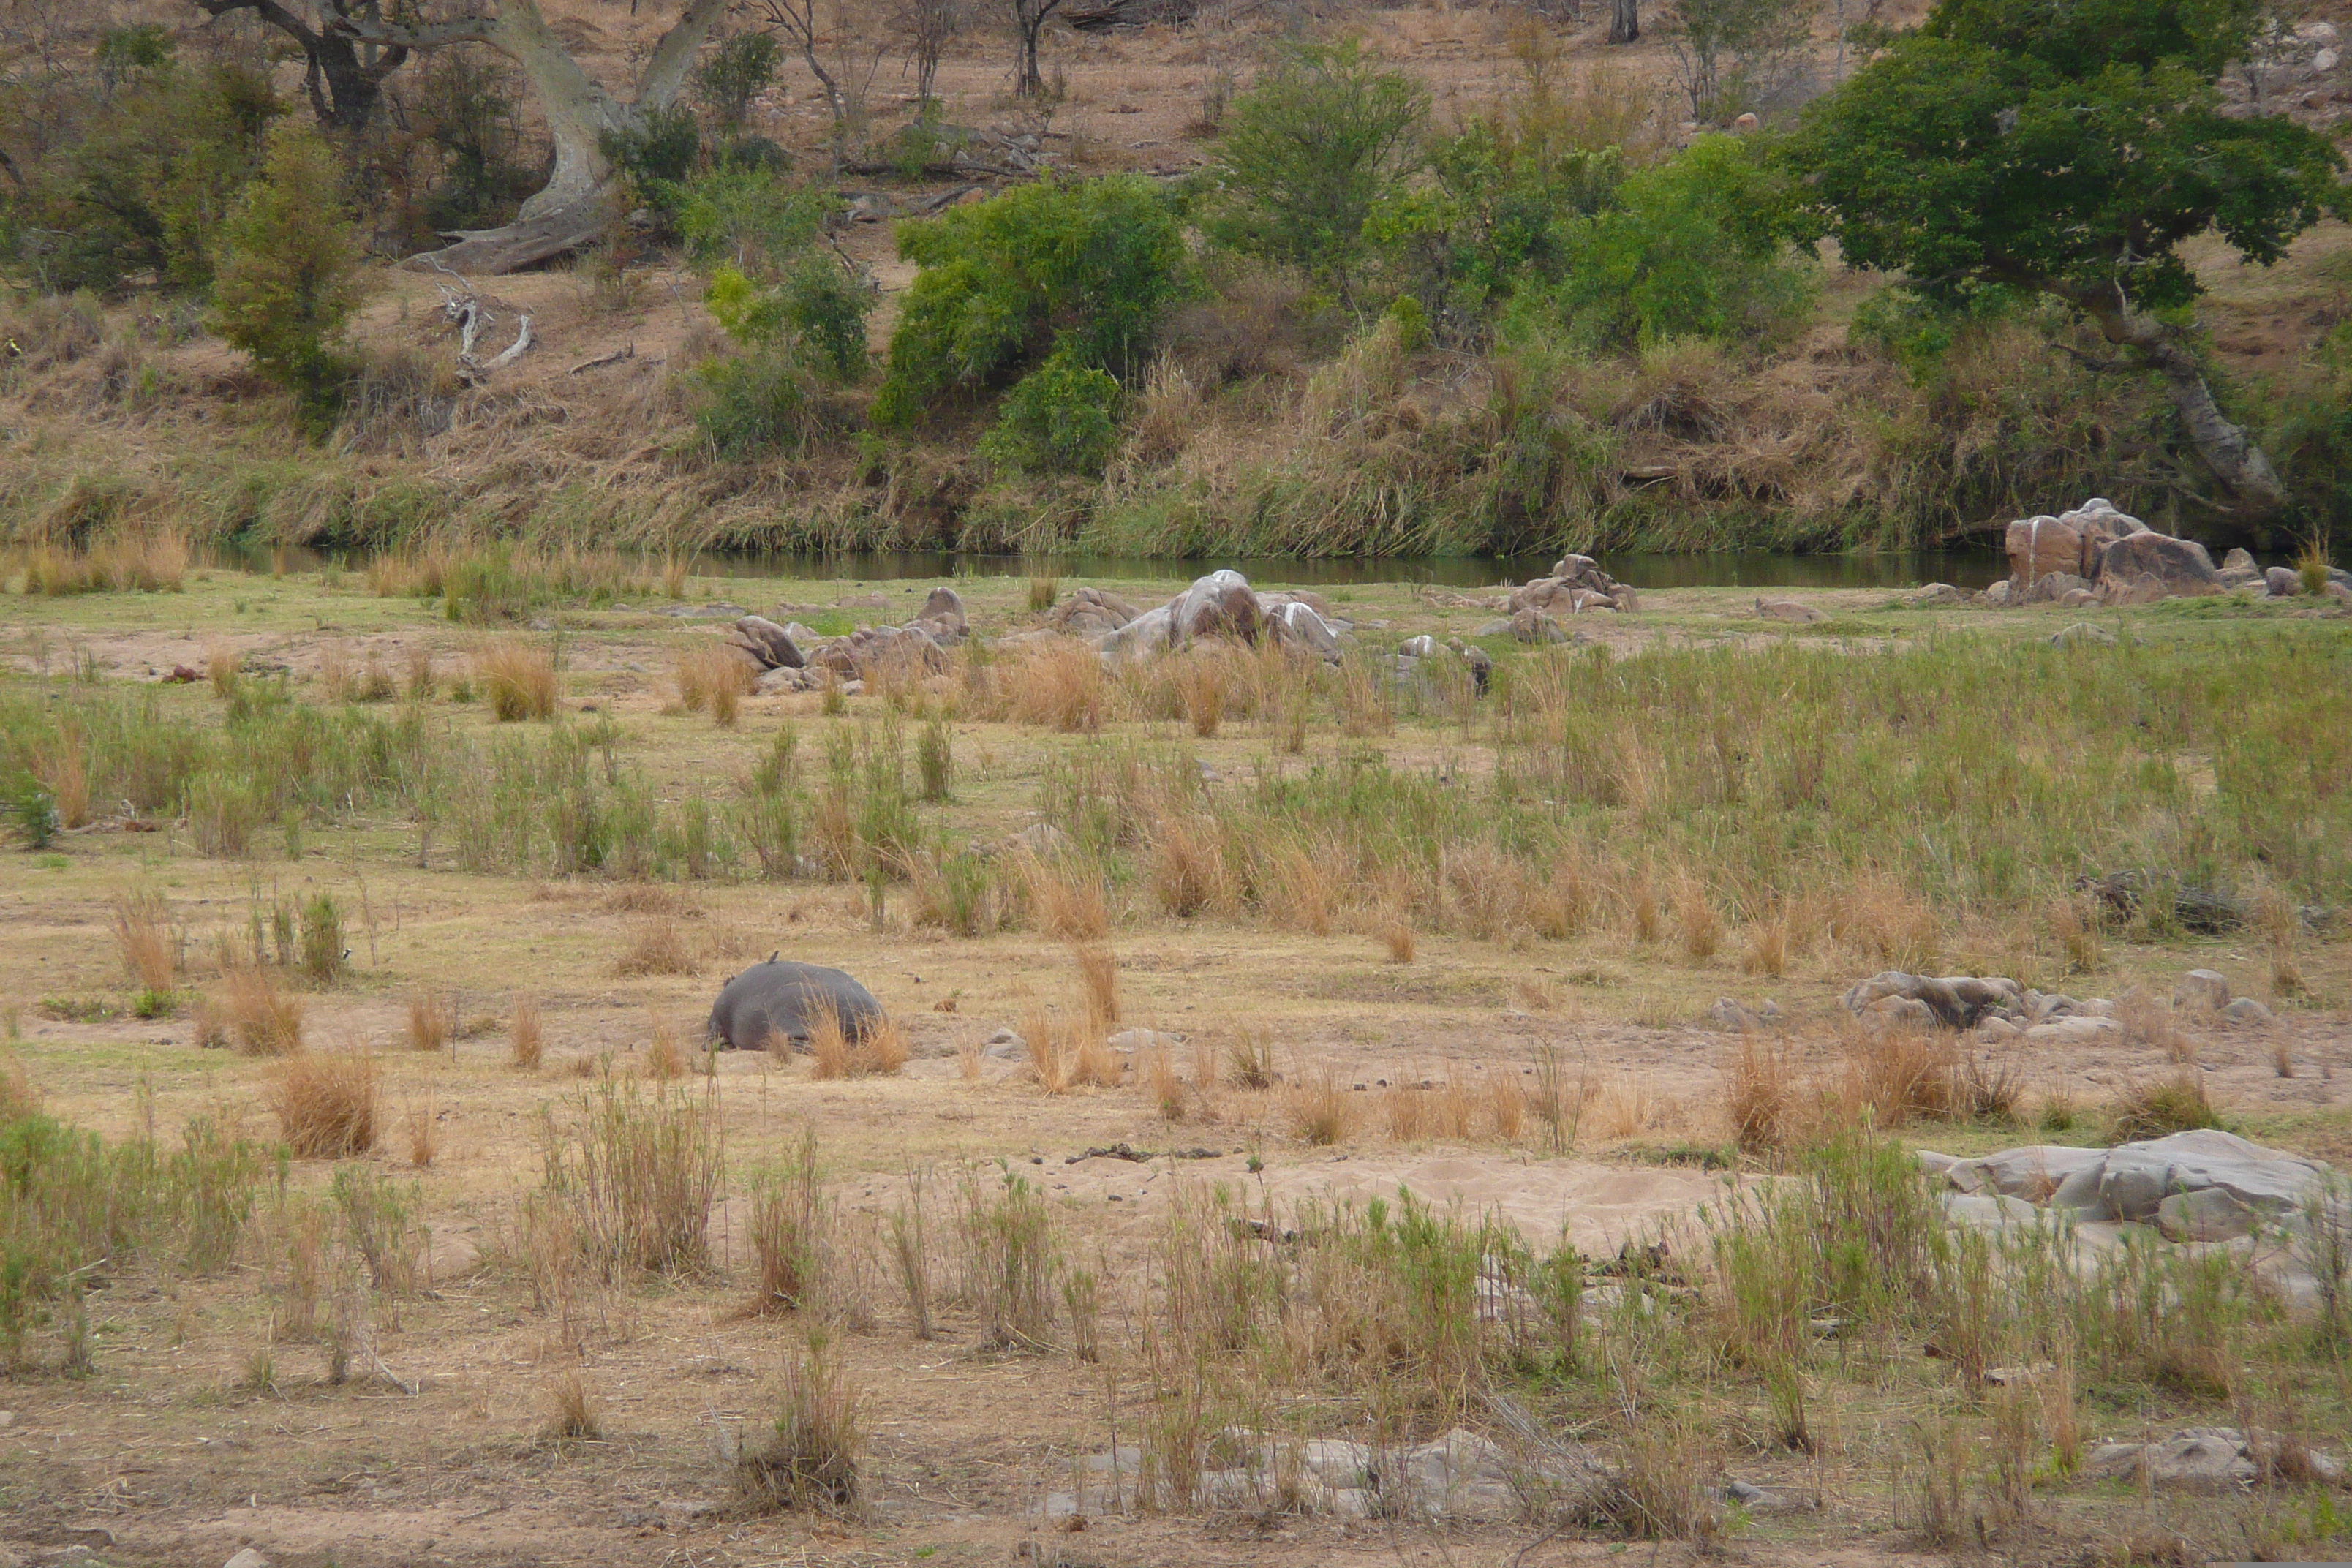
[478,638,557,721]
[275,1049,379,1157]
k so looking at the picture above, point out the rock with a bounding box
[1607,584,1640,612]
[1942,1145,2108,1203]
[2157,1187,2260,1243]
[2087,1429,2262,1491]
[911,586,967,641]
[2051,622,2117,646]
[982,1028,1027,1061]
[2103,570,2171,606]
[1754,598,1824,624]
[1868,995,1938,1030]
[2220,997,2274,1028]
[2319,45,2342,69]
[2328,581,2352,606]
[2266,566,2302,596]
[1980,578,2015,606]
[224,1553,270,1568]
[2100,532,2220,595]
[1052,586,1138,637]
[753,666,814,695]
[2299,19,2340,42]
[1708,998,1763,1033]
[1397,1428,1521,1521]
[1474,618,1515,638]
[1907,582,1965,606]
[1399,634,1439,657]
[1509,608,1569,644]
[1977,1016,2021,1042]
[729,614,805,670]
[2097,1129,2330,1224]
[1732,110,1761,130]
[2174,969,2231,1011]
[1265,600,1343,659]
[2021,571,2093,604]
[1840,971,2020,1028]
[1942,1192,2042,1229]
[706,960,886,1051]
[2006,516,2082,582]
[2223,549,2255,572]
[2217,566,2261,590]
[2021,1016,2120,1045]
[1172,570,1262,642]
[1098,603,1177,663]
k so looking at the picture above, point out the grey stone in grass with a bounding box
[2220,997,2274,1028]
[2174,968,2231,1011]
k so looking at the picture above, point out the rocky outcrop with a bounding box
[1923,1129,2332,1230]
[2099,532,2220,598]
[1083,570,1352,665]
[1051,586,1139,638]
[2087,1428,2342,1492]
[1509,554,1639,616]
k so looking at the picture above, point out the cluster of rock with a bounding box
[727,587,969,693]
[2086,1427,2342,1492]
[1993,497,2351,606]
[1840,968,2273,1040]
[1024,569,1352,664]
[1474,555,1640,643]
[1395,633,1494,693]
[2225,18,2351,130]
[1921,1128,2332,1244]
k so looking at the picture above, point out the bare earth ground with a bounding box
[0,568,2347,1567]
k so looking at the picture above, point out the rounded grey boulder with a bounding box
[706,958,884,1050]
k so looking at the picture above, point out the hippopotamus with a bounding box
[706,957,885,1050]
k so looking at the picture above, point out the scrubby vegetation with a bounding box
[2,0,2346,557]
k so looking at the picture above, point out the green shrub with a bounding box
[209,124,368,437]
[598,102,702,208]
[696,349,817,459]
[979,352,1122,476]
[693,31,782,134]
[1201,39,1428,304]
[706,253,870,381]
[872,175,1189,424]
[1517,135,1814,351]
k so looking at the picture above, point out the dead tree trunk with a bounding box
[196,0,410,135]
[336,0,734,273]
[1011,0,1065,95]
[1607,0,1638,43]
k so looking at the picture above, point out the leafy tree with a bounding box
[1520,135,1812,350]
[192,0,412,135]
[209,124,367,437]
[1200,40,1428,305]
[872,175,1189,425]
[1368,92,1624,328]
[1663,0,1817,124]
[1782,0,2347,512]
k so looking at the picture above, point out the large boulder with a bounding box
[1052,586,1137,638]
[2100,532,2220,596]
[1841,971,2021,1028]
[707,959,884,1050]
[1754,598,1825,624]
[1173,570,1262,642]
[730,615,805,670]
[2005,516,2083,583]
[1264,600,1343,660]
[1097,603,1177,663]
[2064,500,2149,576]
[2096,1128,2329,1224]
[2020,571,2093,605]
[912,586,967,641]
[2264,566,2303,598]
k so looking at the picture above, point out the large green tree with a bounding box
[1784,0,2345,513]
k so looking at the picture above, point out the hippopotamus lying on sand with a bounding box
[706,957,884,1049]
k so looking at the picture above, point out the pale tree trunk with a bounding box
[2068,287,2287,515]
[1607,0,1638,45]
[338,0,733,272]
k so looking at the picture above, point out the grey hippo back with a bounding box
[706,959,884,1050]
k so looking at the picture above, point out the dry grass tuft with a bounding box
[738,1333,864,1515]
[1726,1038,1799,1152]
[1020,855,1111,941]
[510,997,545,1068]
[110,890,177,994]
[1832,871,1940,968]
[478,638,557,721]
[2111,1071,2220,1141]
[675,643,754,725]
[805,1000,908,1080]
[2118,989,2195,1063]
[1005,639,1105,732]
[1284,1064,1349,1146]
[402,1093,438,1168]
[1675,876,1723,962]
[223,966,304,1055]
[406,990,455,1053]
[1379,920,1417,964]
[1172,655,1230,739]
[645,1019,687,1080]
[542,1368,603,1441]
[275,1050,380,1158]
[205,641,241,699]
[1071,943,1120,1026]
[614,919,701,977]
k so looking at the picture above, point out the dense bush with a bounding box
[2,49,282,293]
[979,351,1123,476]
[1200,40,1428,304]
[872,176,1191,424]
[1513,135,1814,350]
